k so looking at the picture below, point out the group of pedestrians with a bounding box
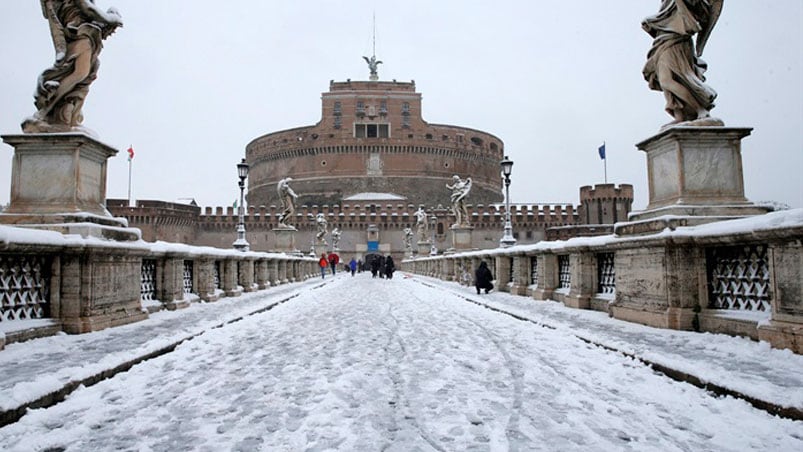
[318,252,393,279]
[368,255,395,279]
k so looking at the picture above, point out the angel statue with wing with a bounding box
[315,213,328,245]
[446,175,472,228]
[23,0,123,133]
[363,55,382,80]
[642,0,723,127]
[277,177,298,229]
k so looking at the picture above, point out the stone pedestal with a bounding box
[448,225,474,253]
[0,133,139,240]
[59,249,149,334]
[273,227,298,254]
[313,243,328,258]
[616,126,769,236]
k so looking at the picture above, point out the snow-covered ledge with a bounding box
[403,209,803,354]
[0,225,315,349]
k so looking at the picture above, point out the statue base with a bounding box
[313,243,328,258]
[272,226,298,254]
[616,126,770,236]
[417,241,432,256]
[0,133,140,241]
[448,225,474,252]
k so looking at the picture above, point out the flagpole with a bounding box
[127,145,132,207]
[603,141,607,184]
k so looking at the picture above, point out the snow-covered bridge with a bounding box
[1,273,802,450]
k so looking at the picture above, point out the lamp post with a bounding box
[429,213,437,255]
[500,155,516,248]
[233,158,250,252]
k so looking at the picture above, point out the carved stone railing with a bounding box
[402,209,803,354]
[0,255,51,322]
[0,226,315,349]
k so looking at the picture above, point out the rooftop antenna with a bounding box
[363,12,382,81]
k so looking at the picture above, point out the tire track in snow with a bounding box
[459,313,526,448]
[365,280,448,452]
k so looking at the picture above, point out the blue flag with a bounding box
[598,143,606,160]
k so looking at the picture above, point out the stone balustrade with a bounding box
[0,226,315,349]
[402,209,803,354]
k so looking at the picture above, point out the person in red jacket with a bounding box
[318,253,328,279]
[327,252,340,275]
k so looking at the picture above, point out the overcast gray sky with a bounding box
[1,1,800,210]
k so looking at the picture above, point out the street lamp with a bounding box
[499,155,516,248]
[233,158,250,252]
[429,213,437,255]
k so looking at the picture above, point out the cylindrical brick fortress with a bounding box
[246,80,505,207]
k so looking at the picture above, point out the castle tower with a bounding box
[245,75,505,208]
[579,184,634,225]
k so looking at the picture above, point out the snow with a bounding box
[342,192,408,201]
[1,274,801,450]
[406,208,803,261]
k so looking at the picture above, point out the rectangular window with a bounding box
[334,101,341,115]
[354,123,390,138]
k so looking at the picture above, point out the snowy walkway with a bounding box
[0,273,801,451]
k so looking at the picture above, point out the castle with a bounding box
[108,66,633,258]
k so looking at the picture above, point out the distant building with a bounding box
[245,79,505,207]
[108,69,633,258]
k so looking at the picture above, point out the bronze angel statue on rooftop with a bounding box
[23,0,123,133]
[642,0,723,128]
[363,55,382,80]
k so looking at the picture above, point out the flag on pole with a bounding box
[233,199,238,209]
[598,143,606,160]
[127,146,135,161]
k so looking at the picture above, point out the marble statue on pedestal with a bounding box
[446,175,472,227]
[23,0,123,133]
[331,227,341,250]
[315,213,328,244]
[642,0,723,127]
[414,208,428,243]
[277,178,298,228]
[403,227,413,252]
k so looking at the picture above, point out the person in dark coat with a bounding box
[370,256,381,278]
[474,261,494,294]
[384,255,396,280]
[349,258,357,276]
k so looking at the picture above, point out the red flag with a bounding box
[127,146,134,161]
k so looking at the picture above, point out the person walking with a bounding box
[474,261,494,294]
[370,256,380,278]
[318,253,328,279]
[384,255,396,280]
[349,257,357,276]
[327,252,340,275]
